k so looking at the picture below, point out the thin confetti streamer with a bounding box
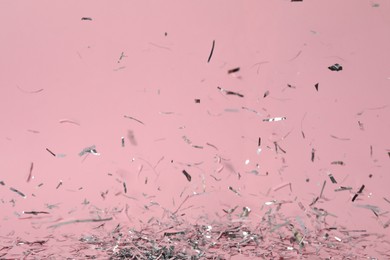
[47,217,113,229]
[207,40,215,63]
[16,85,44,94]
[352,184,365,202]
[46,148,56,156]
[27,162,34,183]
[124,115,144,125]
[81,17,92,21]
[319,180,327,198]
[273,182,292,192]
[123,182,127,194]
[59,119,80,126]
[23,211,50,215]
[217,86,244,98]
[330,135,350,141]
[10,187,26,198]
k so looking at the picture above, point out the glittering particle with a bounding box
[263,116,286,122]
[263,90,270,98]
[23,211,49,215]
[328,63,343,71]
[228,186,241,196]
[240,207,251,218]
[328,173,337,184]
[314,83,319,91]
[81,17,92,21]
[79,145,100,156]
[335,186,353,192]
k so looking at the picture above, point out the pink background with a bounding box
[1,0,389,258]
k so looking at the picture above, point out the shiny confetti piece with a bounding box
[263,116,286,122]
[328,63,343,71]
